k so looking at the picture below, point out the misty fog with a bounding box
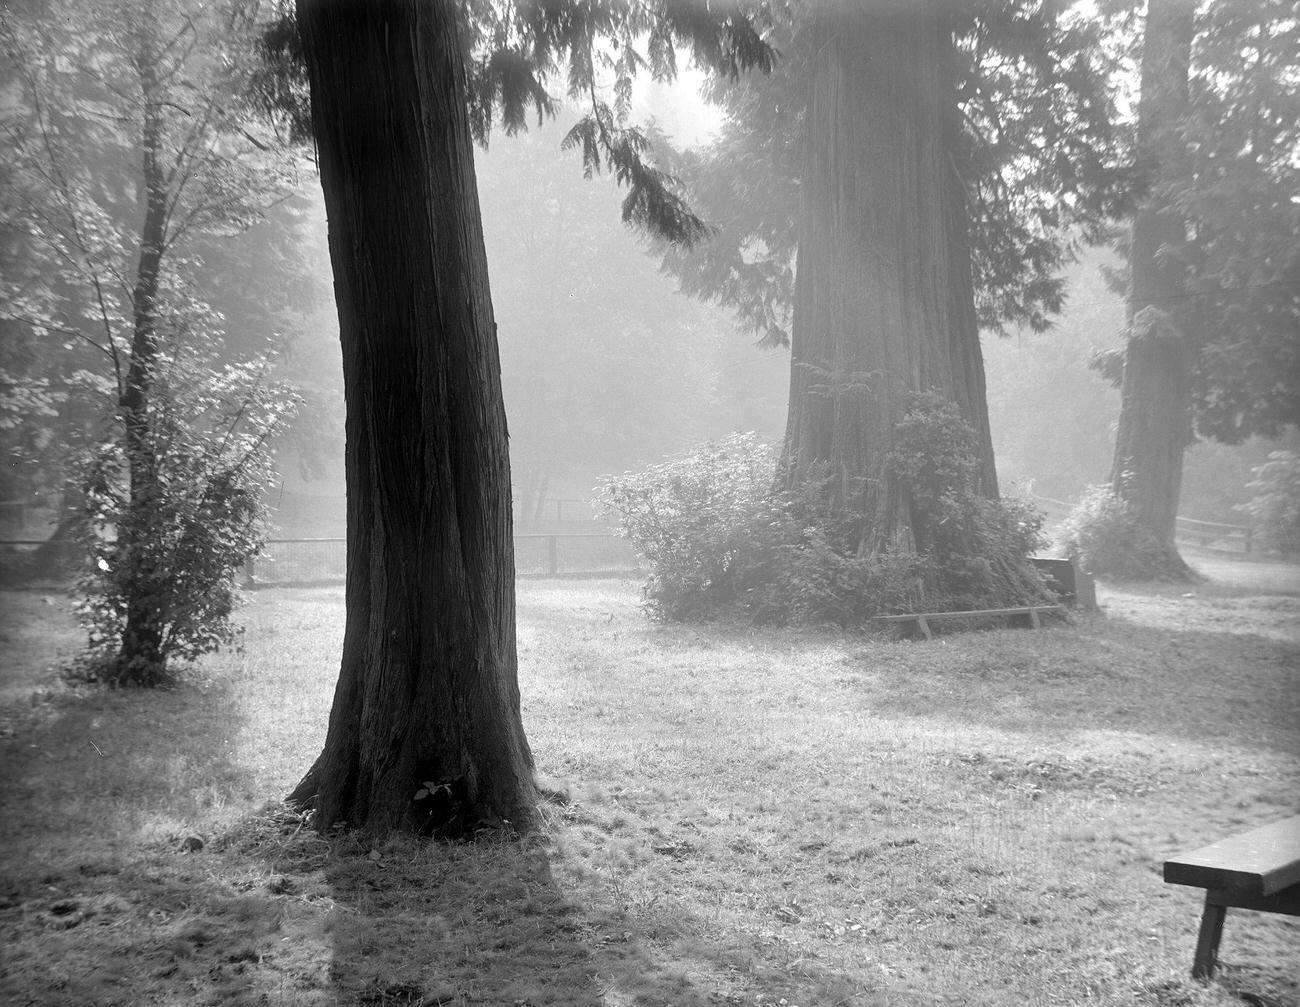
[262,87,1291,544]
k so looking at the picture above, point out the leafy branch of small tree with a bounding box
[2,0,301,682]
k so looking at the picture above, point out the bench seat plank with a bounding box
[875,605,1064,622]
[1163,814,1300,898]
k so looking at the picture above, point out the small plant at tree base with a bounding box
[1237,451,1300,556]
[738,479,930,627]
[72,353,295,686]
[1059,485,1179,581]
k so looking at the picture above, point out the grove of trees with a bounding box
[655,2,1131,572]
[3,0,1296,837]
[660,0,1297,583]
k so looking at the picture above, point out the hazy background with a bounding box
[260,82,1295,541]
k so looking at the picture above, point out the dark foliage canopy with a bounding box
[1090,0,1299,445]
[1180,1,1299,443]
[656,1,1135,347]
[256,0,775,247]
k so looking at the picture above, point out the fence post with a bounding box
[1244,528,1252,555]
[547,536,558,576]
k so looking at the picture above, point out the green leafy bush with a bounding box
[72,355,295,684]
[597,396,1049,625]
[1059,486,1173,580]
[596,437,926,625]
[1237,451,1300,555]
[594,433,776,620]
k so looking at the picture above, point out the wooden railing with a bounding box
[0,493,1263,582]
[1031,495,1253,555]
[0,533,639,584]
[1174,515,1253,554]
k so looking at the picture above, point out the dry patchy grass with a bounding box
[0,569,1297,1007]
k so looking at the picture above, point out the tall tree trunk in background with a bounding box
[780,2,996,557]
[1108,0,1195,578]
[288,0,536,835]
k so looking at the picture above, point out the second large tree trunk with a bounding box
[780,3,997,558]
[289,0,536,835]
[1108,0,1196,578]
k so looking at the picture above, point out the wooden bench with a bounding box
[873,605,1065,640]
[1163,814,1300,978]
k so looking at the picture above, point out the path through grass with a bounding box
[0,573,1297,1006]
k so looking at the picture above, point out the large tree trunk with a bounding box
[1108,0,1195,578]
[780,2,996,557]
[289,0,537,836]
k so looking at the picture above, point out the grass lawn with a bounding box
[0,567,1297,1006]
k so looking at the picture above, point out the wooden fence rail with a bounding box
[0,533,639,583]
[1031,495,1253,555]
[0,490,1263,581]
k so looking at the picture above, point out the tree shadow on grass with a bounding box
[198,797,925,1007]
[272,818,899,1007]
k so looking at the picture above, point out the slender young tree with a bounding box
[2,0,292,681]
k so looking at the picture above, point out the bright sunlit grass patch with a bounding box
[0,576,1297,1006]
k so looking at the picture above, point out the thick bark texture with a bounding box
[289,0,536,835]
[1108,0,1195,577]
[780,3,997,558]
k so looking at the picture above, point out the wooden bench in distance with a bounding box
[1163,814,1300,979]
[873,605,1065,640]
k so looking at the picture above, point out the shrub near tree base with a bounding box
[597,399,1050,626]
[1060,485,1181,581]
[595,433,776,621]
[72,359,293,686]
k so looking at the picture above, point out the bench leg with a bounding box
[1191,894,1227,980]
